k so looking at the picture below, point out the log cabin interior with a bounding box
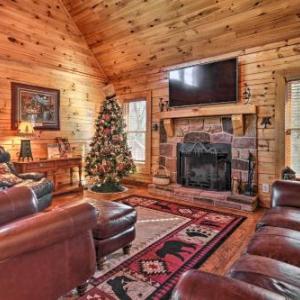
[0,0,300,299]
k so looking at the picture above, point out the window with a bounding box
[285,80,300,175]
[124,100,146,162]
[122,92,151,174]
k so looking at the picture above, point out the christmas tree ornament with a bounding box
[103,114,111,121]
[103,128,111,135]
[85,89,136,193]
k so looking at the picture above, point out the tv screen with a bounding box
[169,58,238,107]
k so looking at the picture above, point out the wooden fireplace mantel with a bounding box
[159,104,256,137]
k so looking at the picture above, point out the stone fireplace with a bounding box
[149,113,258,211]
[159,115,257,191]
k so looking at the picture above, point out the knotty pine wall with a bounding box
[114,37,300,208]
[0,0,108,186]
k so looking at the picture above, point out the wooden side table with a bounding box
[14,157,83,195]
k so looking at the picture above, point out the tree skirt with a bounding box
[79,196,245,300]
[88,185,129,195]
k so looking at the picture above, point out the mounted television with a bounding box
[169,58,238,107]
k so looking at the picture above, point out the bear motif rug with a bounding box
[77,195,245,300]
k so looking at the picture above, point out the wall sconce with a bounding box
[261,117,272,129]
[243,86,251,104]
[159,98,170,112]
[159,98,164,112]
[0,101,7,113]
[152,123,159,131]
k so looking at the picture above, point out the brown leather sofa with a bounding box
[172,180,300,300]
[0,186,97,300]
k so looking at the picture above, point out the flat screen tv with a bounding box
[169,58,238,107]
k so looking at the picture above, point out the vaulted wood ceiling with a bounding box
[62,0,300,80]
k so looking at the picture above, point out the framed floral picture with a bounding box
[11,82,60,130]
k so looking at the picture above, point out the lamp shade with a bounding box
[18,121,35,137]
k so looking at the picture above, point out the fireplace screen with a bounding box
[177,142,231,191]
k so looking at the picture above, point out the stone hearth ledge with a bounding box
[148,183,258,212]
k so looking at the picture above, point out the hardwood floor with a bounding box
[52,184,265,276]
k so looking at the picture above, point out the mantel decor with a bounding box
[11,82,60,130]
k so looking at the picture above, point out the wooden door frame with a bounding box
[275,68,300,179]
[120,91,152,175]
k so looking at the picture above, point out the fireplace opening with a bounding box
[177,142,231,191]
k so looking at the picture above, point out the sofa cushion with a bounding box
[15,178,53,199]
[172,270,285,300]
[247,226,300,267]
[257,206,300,231]
[0,163,22,187]
[228,254,300,300]
[18,172,44,181]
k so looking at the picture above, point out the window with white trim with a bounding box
[123,100,147,162]
[123,93,151,174]
[286,80,300,176]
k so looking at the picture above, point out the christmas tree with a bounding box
[85,85,136,193]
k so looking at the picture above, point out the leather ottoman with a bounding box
[88,199,137,269]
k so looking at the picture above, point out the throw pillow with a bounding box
[0,163,23,187]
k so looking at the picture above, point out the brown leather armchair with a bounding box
[0,186,97,300]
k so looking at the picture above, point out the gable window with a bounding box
[122,92,151,174]
[285,80,300,176]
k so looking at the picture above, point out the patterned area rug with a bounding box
[79,195,245,300]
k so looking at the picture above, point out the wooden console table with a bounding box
[14,157,83,195]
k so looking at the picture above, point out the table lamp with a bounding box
[18,121,34,161]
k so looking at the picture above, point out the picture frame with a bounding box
[47,144,61,159]
[11,82,60,130]
[56,137,72,158]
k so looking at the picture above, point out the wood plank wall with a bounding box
[0,0,108,186]
[114,37,300,208]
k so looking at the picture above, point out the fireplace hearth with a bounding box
[177,142,231,191]
[152,115,258,211]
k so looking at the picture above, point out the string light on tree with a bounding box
[85,84,136,193]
